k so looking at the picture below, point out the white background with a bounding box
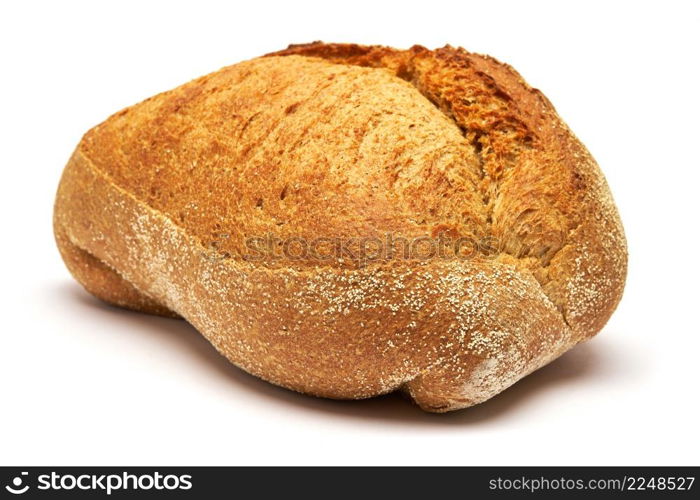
[1,0,698,466]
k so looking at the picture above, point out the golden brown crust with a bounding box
[53,43,627,412]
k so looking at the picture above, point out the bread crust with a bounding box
[54,43,627,412]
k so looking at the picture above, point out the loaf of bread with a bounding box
[53,42,627,412]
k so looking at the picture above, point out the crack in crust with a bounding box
[270,43,537,229]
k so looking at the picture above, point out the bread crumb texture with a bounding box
[53,43,627,412]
